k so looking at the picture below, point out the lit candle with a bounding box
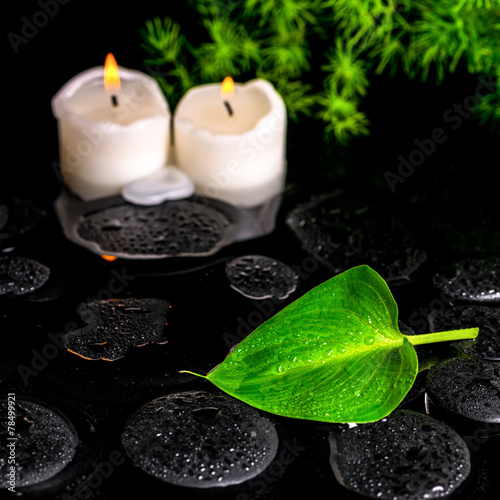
[52,54,171,201]
[173,78,287,207]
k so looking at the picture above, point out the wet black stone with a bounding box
[226,255,298,300]
[62,298,170,361]
[330,410,471,500]
[398,370,427,410]
[0,204,7,231]
[286,191,426,283]
[121,390,279,489]
[0,398,77,488]
[426,357,500,424]
[430,305,500,361]
[76,200,232,257]
[0,255,50,296]
[0,198,45,241]
[433,256,500,303]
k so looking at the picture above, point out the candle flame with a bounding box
[220,76,235,98]
[104,53,120,92]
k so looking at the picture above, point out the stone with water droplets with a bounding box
[426,357,500,424]
[330,410,471,500]
[431,305,500,361]
[226,254,298,300]
[0,255,50,296]
[286,191,426,283]
[433,256,500,303]
[0,398,77,488]
[76,200,232,257]
[122,166,195,205]
[121,390,279,489]
[62,298,170,361]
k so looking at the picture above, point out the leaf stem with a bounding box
[404,328,479,346]
[179,370,207,379]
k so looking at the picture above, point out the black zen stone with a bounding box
[426,357,500,425]
[76,201,232,257]
[330,410,471,500]
[0,255,50,296]
[0,398,77,489]
[62,298,170,361]
[121,390,279,489]
[431,305,500,361]
[0,204,7,231]
[0,198,45,241]
[433,256,500,303]
[226,254,298,300]
[286,191,426,283]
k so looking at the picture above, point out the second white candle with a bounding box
[173,79,287,207]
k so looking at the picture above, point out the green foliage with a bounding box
[141,0,500,143]
[182,266,478,424]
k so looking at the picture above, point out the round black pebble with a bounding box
[330,410,471,500]
[433,256,500,303]
[286,191,426,283]
[0,255,50,296]
[0,398,77,488]
[426,357,500,424]
[121,390,279,489]
[226,255,298,300]
[431,305,500,361]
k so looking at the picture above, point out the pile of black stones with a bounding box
[1,187,499,500]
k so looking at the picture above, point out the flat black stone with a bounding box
[0,255,50,296]
[62,298,170,361]
[433,256,500,303]
[286,191,426,283]
[431,305,500,361]
[330,410,471,500]
[426,357,500,424]
[226,254,298,300]
[0,198,45,241]
[0,398,77,488]
[0,204,7,231]
[76,200,233,257]
[121,390,279,489]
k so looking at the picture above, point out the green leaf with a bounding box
[182,265,478,423]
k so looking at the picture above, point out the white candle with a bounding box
[173,78,286,207]
[52,56,171,201]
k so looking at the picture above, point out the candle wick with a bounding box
[111,95,119,107]
[223,100,233,117]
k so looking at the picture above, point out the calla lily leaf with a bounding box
[182,265,478,423]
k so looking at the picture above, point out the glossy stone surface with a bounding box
[0,255,50,296]
[121,390,279,488]
[330,410,471,500]
[286,191,426,283]
[433,256,500,303]
[226,254,298,300]
[62,298,170,361]
[426,357,500,424]
[0,399,77,488]
[0,198,45,241]
[431,305,500,360]
[76,201,232,257]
